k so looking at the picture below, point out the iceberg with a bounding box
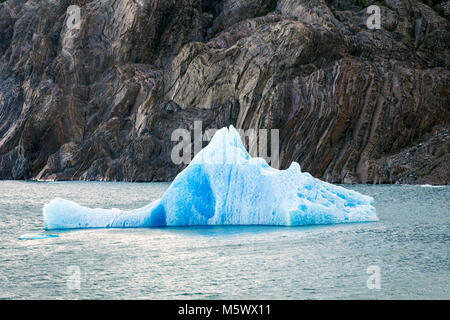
[43,126,377,229]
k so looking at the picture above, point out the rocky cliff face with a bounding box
[0,0,448,184]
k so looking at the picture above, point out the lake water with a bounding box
[0,181,448,299]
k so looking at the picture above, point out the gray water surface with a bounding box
[0,181,448,299]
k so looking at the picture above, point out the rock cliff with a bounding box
[0,0,448,184]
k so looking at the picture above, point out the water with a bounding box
[0,181,448,299]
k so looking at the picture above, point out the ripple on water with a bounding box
[0,181,448,299]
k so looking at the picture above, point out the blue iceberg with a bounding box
[43,126,377,229]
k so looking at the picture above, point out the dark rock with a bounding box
[0,0,448,184]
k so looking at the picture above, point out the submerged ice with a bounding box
[43,126,377,229]
[19,233,59,240]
